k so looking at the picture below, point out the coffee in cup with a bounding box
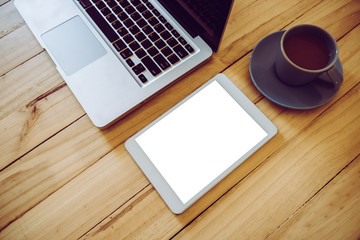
[275,24,341,86]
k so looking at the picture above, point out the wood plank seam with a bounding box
[0,0,12,9]
[78,183,153,239]
[0,0,25,39]
[279,0,324,30]
[0,111,87,172]
[0,49,45,78]
[336,22,360,42]
[264,152,360,240]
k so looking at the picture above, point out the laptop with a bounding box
[15,0,234,128]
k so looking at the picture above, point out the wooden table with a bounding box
[1,0,360,239]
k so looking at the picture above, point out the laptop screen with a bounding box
[159,0,234,52]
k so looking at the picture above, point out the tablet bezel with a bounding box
[125,73,277,214]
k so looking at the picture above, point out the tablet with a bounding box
[125,74,277,214]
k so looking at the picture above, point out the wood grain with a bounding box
[0,0,24,38]
[0,0,359,239]
[267,155,360,240]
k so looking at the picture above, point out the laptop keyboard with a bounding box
[78,0,195,85]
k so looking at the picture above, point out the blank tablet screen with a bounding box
[135,81,267,204]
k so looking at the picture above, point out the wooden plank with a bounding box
[0,0,358,239]
[0,52,62,122]
[0,0,10,7]
[0,52,71,170]
[267,155,360,240]
[0,0,24,38]
[0,24,43,76]
[0,145,150,240]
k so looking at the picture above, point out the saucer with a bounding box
[249,31,343,109]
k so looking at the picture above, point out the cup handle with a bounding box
[318,64,342,89]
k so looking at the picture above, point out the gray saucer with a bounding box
[249,31,343,109]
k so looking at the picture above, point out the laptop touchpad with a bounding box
[41,16,107,76]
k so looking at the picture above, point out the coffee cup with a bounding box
[275,24,341,86]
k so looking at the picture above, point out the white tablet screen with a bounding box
[135,81,267,204]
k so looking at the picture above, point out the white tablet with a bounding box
[125,74,277,214]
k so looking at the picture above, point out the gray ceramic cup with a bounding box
[275,24,341,86]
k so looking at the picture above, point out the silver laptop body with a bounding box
[15,0,232,127]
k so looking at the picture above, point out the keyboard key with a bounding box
[101,7,111,16]
[111,20,123,29]
[135,48,147,58]
[113,39,126,52]
[160,30,171,40]
[118,0,130,8]
[185,44,195,53]
[136,3,147,13]
[105,0,117,8]
[79,0,92,8]
[178,37,187,45]
[130,12,141,21]
[142,25,153,34]
[142,10,153,19]
[161,46,173,57]
[141,56,161,76]
[125,6,136,14]
[154,24,165,33]
[86,6,119,43]
[167,54,180,65]
[105,13,117,23]
[154,39,166,49]
[132,63,146,75]
[146,2,154,10]
[117,11,128,21]
[152,9,161,17]
[112,6,122,14]
[154,54,170,70]
[148,17,159,26]
[129,41,141,51]
[165,22,173,30]
[141,39,152,49]
[126,58,135,67]
[159,16,167,23]
[174,45,188,59]
[123,34,134,43]
[171,29,180,38]
[147,46,159,56]
[120,48,133,59]
[167,37,178,47]
[129,25,140,34]
[148,32,160,42]
[139,74,148,83]
[117,27,128,36]
[130,0,141,6]
[123,18,134,28]
[135,32,146,42]
[137,19,147,28]
[95,1,106,9]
